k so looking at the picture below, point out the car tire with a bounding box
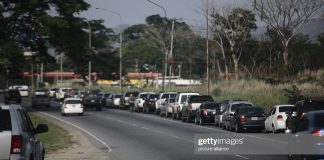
[160,110,164,117]
[194,116,198,124]
[79,113,83,116]
[96,107,102,111]
[177,113,181,120]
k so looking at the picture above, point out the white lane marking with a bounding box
[235,155,250,159]
[39,112,112,152]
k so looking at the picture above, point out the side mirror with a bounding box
[35,124,48,134]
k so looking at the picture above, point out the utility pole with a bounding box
[206,0,210,95]
[169,20,175,91]
[86,21,92,91]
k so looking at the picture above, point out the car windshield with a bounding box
[161,94,177,99]
[241,108,264,115]
[140,94,147,98]
[0,110,11,131]
[279,106,296,112]
[190,96,214,103]
[149,94,159,99]
[303,100,324,113]
[231,103,253,111]
[8,91,20,96]
[35,95,49,98]
[202,103,219,109]
[66,100,81,104]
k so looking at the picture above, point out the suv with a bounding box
[134,92,155,112]
[0,104,48,160]
[286,98,324,133]
[181,95,214,122]
[171,92,199,120]
[4,89,22,104]
[120,91,139,109]
[222,100,253,130]
[143,93,160,113]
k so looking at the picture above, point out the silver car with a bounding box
[0,104,48,160]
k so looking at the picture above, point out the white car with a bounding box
[264,104,295,133]
[134,92,155,111]
[61,98,84,116]
[56,88,72,100]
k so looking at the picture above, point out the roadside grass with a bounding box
[29,113,72,154]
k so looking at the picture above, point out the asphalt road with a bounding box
[16,97,289,160]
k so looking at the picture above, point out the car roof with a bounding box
[230,101,253,105]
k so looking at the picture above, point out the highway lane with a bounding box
[20,98,289,160]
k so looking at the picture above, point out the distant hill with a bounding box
[252,18,324,42]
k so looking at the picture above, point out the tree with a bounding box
[252,0,324,66]
[210,7,257,79]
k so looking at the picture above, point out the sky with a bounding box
[81,0,249,29]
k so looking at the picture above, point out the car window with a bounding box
[140,94,147,98]
[149,94,159,99]
[202,103,219,109]
[314,113,324,128]
[190,96,214,103]
[278,106,295,112]
[0,109,11,131]
[241,108,264,115]
[115,95,122,98]
[66,100,81,104]
[231,103,252,112]
[303,100,324,113]
[18,109,34,132]
[271,107,276,115]
[180,95,187,103]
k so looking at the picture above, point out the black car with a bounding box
[194,102,220,125]
[83,93,102,111]
[143,93,160,113]
[229,107,266,132]
[4,89,21,104]
[31,94,50,108]
[286,98,324,133]
[289,110,324,160]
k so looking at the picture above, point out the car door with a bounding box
[265,107,275,131]
[18,109,39,159]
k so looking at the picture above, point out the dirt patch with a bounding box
[35,113,110,160]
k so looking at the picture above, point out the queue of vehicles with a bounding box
[2,86,324,159]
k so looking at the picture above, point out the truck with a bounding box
[171,92,199,120]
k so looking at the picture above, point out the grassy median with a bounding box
[29,112,72,154]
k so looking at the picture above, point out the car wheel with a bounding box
[177,113,181,120]
[61,113,65,116]
[160,110,164,117]
[235,123,241,133]
[46,105,50,108]
[79,113,83,116]
[182,115,187,122]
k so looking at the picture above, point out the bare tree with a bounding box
[210,6,256,80]
[252,0,324,66]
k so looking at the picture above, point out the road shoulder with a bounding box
[34,113,110,160]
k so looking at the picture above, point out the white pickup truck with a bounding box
[171,92,199,120]
[0,104,48,160]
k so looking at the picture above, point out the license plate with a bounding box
[251,117,258,120]
[91,100,95,103]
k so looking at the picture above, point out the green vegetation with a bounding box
[29,113,72,154]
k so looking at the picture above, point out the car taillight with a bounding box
[188,103,192,110]
[240,115,245,122]
[311,129,324,136]
[277,115,284,120]
[203,109,208,115]
[11,135,22,154]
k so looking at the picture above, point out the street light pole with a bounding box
[169,20,174,91]
[95,7,123,94]
[146,0,167,92]
[85,20,92,90]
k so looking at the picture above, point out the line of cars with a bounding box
[103,91,324,160]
